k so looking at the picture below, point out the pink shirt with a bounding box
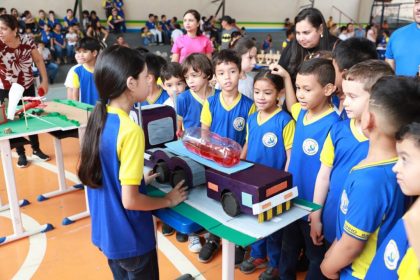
[171,34,213,63]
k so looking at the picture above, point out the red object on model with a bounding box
[38,87,45,97]
[181,127,242,167]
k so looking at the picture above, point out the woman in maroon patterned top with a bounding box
[0,14,50,167]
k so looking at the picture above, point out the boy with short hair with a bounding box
[160,62,187,108]
[201,49,255,146]
[271,58,340,279]
[331,37,378,115]
[310,60,395,248]
[321,76,412,279]
[69,37,101,105]
[140,53,169,106]
[198,49,255,263]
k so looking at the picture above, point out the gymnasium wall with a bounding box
[1,0,373,30]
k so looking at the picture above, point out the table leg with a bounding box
[222,238,235,280]
[0,139,53,245]
[37,136,83,201]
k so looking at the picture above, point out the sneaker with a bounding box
[32,149,50,161]
[240,257,267,274]
[258,266,279,280]
[162,223,175,236]
[198,235,219,263]
[235,245,246,267]
[17,154,29,168]
[188,234,202,253]
[176,232,188,242]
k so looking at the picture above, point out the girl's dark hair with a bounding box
[0,14,19,32]
[370,76,420,136]
[396,122,420,146]
[232,37,256,56]
[254,70,285,92]
[181,53,213,80]
[183,9,202,36]
[298,58,335,87]
[78,46,146,188]
[289,8,331,78]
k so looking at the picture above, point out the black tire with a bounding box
[221,192,241,217]
[170,169,186,188]
[154,162,170,184]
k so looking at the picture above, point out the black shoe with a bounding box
[235,245,246,266]
[198,234,220,263]
[32,149,50,161]
[162,223,175,236]
[176,232,188,243]
[17,154,29,168]
[259,266,279,280]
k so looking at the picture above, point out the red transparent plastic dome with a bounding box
[181,127,242,167]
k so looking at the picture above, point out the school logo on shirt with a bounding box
[302,138,319,156]
[384,240,400,270]
[262,132,277,148]
[340,190,349,215]
[233,117,245,131]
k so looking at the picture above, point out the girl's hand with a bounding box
[269,63,289,79]
[144,170,159,185]
[166,180,188,207]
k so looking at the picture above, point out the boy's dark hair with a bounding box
[286,28,294,38]
[298,58,335,87]
[396,122,420,147]
[82,10,89,16]
[76,37,101,52]
[221,15,234,24]
[181,53,213,80]
[148,13,154,18]
[67,9,73,13]
[212,49,242,73]
[161,62,184,83]
[333,37,378,71]
[174,23,181,29]
[145,53,168,81]
[370,76,420,136]
[344,60,394,92]
[79,46,146,188]
[254,70,285,92]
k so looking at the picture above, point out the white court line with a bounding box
[0,211,47,280]
[10,154,205,279]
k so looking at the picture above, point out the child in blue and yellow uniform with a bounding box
[177,53,217,137]
[310,60,394,248]
[140,53,169,106]
[201,49,256,146]
[161,62,187,109]
[70,37,101,105]
[239,70,295,279]
[366,83,420,279]
[198,49,255,263]
[271,58,340,279]
[320,76,417,279]
[77,46,187,279]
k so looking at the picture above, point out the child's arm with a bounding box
[269,64,296,112]
[309,163,332,245]
[67,88,79,101]
[240,142,248,159]
[321,233,365,279]
[284,149,291,171]
[121,180,187,211]
[171,53,180,63]
[176,119,183,138]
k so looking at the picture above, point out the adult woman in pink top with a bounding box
[171,9,213,63]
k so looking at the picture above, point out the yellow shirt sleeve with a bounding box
[248,103,256,115]
[320,133,335,167]
[72,71,80,89]
[291,103,301,121]
[200,100,212,127]
[283,120,295,150]
[118,123,144,186]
